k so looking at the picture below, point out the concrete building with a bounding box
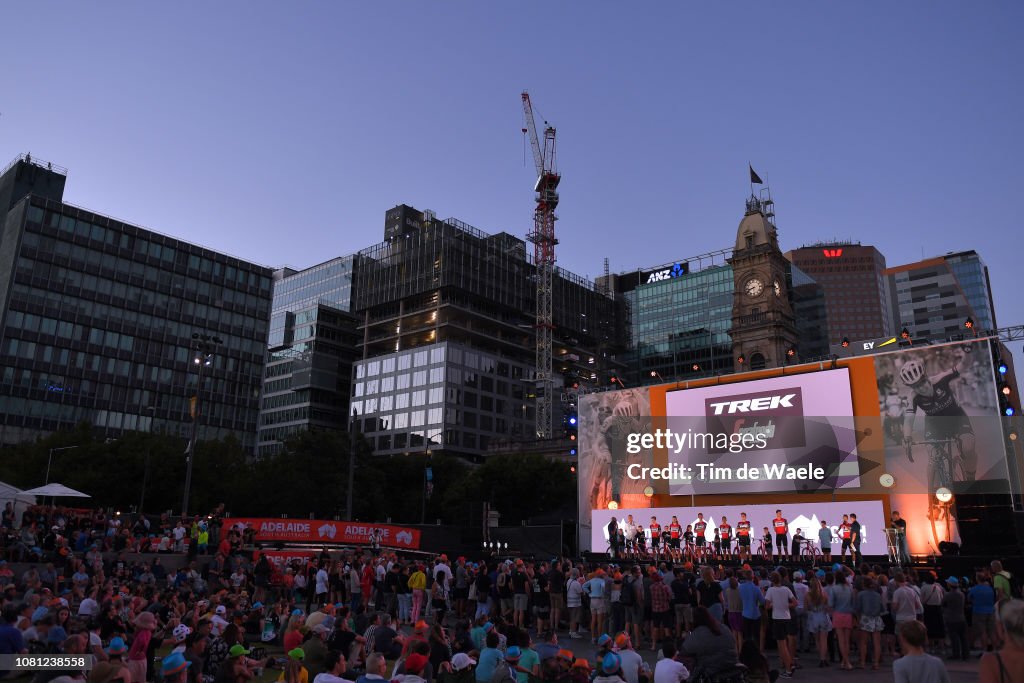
[0,154,272,448]
[886,250,997,342]
[786,242,893,344]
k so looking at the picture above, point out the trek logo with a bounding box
[704,386,806,453]
[645,262,688,284]
[822,248,843,258]
[709,393,797,415]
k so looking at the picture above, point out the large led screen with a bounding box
[664,369,860,495]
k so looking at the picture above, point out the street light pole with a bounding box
[139,406,156,515]
[346,411,356,520]
[45,446,78,485]
[182,334,221,519]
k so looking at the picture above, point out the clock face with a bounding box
[879,473,895,488]
[744,278,764,297]
[773,280,781,297]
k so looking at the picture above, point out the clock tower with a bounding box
[728,193,799,371]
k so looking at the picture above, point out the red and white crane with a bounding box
[522,91,560,439]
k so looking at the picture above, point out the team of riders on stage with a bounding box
[606,510,870,565]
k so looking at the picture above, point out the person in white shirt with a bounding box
[172,523,187,552]
[764,572,796,678]
[78,591,99,618]
[313,650,348,683]
[653,642,689,683]
[315,565,330,601]
[891,575,923,627]
[210,605,229,636]
[566,569,584,638]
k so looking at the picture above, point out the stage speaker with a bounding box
[938,541,961,556]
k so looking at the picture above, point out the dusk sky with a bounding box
[3,2,1022,327]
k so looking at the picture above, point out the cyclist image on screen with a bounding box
[899,354,978,489]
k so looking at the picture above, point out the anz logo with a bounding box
[645,262,688,284]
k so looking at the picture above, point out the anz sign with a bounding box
[644,262,689,284]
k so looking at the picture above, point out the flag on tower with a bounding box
[749,165,763,185]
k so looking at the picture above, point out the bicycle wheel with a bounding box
[929,445,951,492]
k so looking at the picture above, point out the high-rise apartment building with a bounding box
[886,250,997,341]
[786,242,893,344]
[0,154,272,448]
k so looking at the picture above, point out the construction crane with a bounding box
[522,91,560,439]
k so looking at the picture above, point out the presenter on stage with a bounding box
[890,511,909,566]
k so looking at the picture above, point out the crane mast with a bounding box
[522,91,560,439]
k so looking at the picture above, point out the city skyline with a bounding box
[2,1,1021,333]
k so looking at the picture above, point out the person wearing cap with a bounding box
[211,604,230,637]
[278,648,308,683]
[593,652,624,683]
[160,653,191,683]
[438,652,476,683]
[488,645,521,683]
[126,611,156,683]
[614,633,645,683]
[940,576,967,661]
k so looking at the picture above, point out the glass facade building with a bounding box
[0,155,273,448]
[351,341,534,458]
[621,263,735,385]
[258,302,361,456]
[268,256,357,347]
[606,251,829,386]
[886,250,997,341]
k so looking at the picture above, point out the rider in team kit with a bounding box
[649,517,662,557]
[694,514,708,550]
[899,355,978,483]
[839,514,853,561]
[736,512,752,562]
[668,516,682,558]
[718,517,732,560]
[772,510,789,561]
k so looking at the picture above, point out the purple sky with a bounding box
[3,2,1022,328]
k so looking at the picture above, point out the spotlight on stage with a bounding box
[607,500,619,510]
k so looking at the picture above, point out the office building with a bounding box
[786,242,893,344]
[257,258,362,456]
[0,154,272,448]
[600,249,828,386]
[350,204,621,457]
[886,250,997,342]
[352,341,534,457]
[258,302,361,455]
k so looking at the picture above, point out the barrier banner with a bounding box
[227,518,421,549]
[257,550,315,567]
